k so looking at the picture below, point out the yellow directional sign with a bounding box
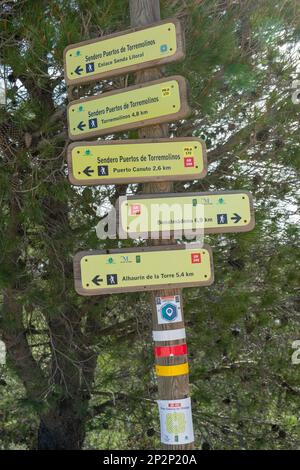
[67,138,207,185]
[67,76,190,140]
[64,19,184,85]
[117,191,255,238]
[73,245,214,296]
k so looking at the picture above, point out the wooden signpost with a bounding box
[67,138,207,185]
[64,0,255,451]
[64,19,185,85]
[117,190,255,238]
[73,245,214,296]
[67,75,190,140]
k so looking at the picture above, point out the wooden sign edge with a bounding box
[67,75,191,140]
[63,18,185,85]
[73,244,214,296]
[116,190,255,237]
[66,137,207,186]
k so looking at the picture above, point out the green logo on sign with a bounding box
[166,413,186,434]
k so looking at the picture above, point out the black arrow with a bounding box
[77,121,86,131]
[83,166,94,177]
[74,65,83,75]
[231,213,242,224]
[92,275,103,286]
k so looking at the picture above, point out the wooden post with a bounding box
[129,0,195,450]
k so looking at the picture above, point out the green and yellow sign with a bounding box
[67,76,190,140]
[67,138,207,185]
[117,191,255,237]
[73,245,214,296]
[64,19,184,85]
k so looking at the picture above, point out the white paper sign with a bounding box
[155,295,182,324]
[157,397,194,445]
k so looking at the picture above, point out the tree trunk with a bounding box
[38,400,87,450]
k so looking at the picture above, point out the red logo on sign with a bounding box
[184,157,195,167]
[191,253,201,264]
[168,403,182,408]
[130,204,141,215]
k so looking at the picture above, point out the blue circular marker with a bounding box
[161,303,178,322]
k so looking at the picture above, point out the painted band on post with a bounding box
[67,75,190,140]
[155,363,189,377]
[64,18,185,85]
